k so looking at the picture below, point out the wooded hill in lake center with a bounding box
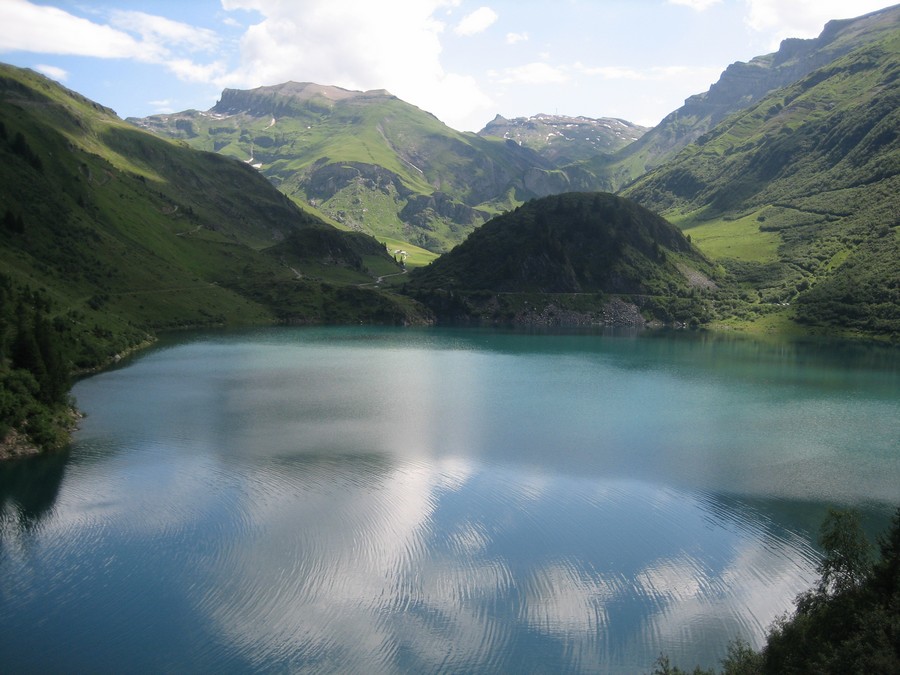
[404,192,717,327]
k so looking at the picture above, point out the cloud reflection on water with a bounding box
[184,453,818,673]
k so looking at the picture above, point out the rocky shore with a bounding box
[0,408,81,462]
[0,427,42,461]
[511,297,648,328]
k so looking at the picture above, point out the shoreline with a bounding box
[2,316,893,463]
[0,407,81,462]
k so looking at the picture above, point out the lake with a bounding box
[1,326,898,673]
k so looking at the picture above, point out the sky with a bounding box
[0,0,896,132]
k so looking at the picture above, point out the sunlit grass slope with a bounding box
[0,64,426,368]
[131,82,575,253]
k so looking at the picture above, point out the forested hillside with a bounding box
[0,64,426,454]
[0,280,73,456]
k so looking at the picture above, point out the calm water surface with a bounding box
[1,327,898,673]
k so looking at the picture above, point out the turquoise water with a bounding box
[1,327,898,673]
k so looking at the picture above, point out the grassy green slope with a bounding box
[0,64,423,367]
[131,83,576,253]
[622,30,900,336]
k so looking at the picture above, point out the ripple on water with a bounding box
[6,328,895,674]
[9,440,825,674]
[174,454,444,669]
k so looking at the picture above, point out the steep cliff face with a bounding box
[302,161,413,202]
[622,25,900,335]
[591,4,900,189]
[400,192,488,229]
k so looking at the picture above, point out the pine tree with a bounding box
[34,313,68,404]
[9,303,68,405]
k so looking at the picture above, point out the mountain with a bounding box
[478,113,648,164]
[588,4,900,191]
[404,192,717,326]
[130,83,592,253]
[621,13,900,334]
[130,5,900,258]
[0,64,424,364]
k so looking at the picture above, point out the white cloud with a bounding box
[495,62,570,85]
[166,57,227,83]
[149,100,174,114]
[218,0,494,131]
[568,63,724,126]
[575,64,646,80]
[109,10,220,54]
[0,1,225,83]
[506,31,529,45]
[743,0,895,45]
[575,62,721,83]
[0,0,145,58]
[454,6,499,36]
[34,63,68,81]
[667,0,722,9]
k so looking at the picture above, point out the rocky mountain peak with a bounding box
[478,113,648,164]
[211,82,396,117]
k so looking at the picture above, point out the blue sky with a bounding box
[0,0,896,131]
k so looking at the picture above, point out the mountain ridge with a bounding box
[130,83,594,253]
[211,81,399,117]
[589,3,900,191]
[478,113,648,165]
[132,4,900,253]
